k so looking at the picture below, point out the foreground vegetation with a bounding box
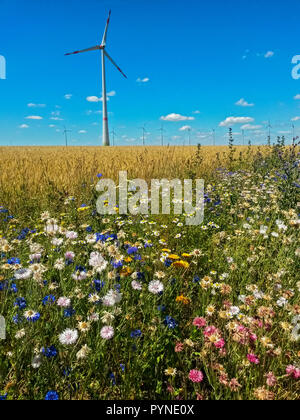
[0,141,299,400]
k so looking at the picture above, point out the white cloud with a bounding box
[219,116,254,127]
[179,125,192,131]
[78,130,87,134]
[160,113,195,122]
[64,94,72,100]
[87,96,101,103]
[87,92,115,102]
[293,94,300,100]
[27,103,46,108]
[193,110,201,114]
[49,124,55,128]
[291,116,300,121]
[241,124,262,130]
[235,98,254,107]
[107,90,116,97]
[50,117,64,121]
[25,115,43,120]
[19,124,29,128]
[264,51,274,58]
[137,77,150,83]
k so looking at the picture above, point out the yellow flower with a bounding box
[120,267,132,277]
[168,254,180,260]
[77,206,91,212]
[172,260,190,269]
[176,295,191,305]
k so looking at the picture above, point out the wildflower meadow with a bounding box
[0,140,299,400]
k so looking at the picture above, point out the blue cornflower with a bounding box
[75,265,86,272]
[17,228,30,240]
[158,305,166,312]
[7,257,20,265]
[120,364,125,372]
[10,283,18,293]
[42,346,58,358]
[93,279,105,291]
[164,259,172,267]
[130,329,142,338]
[42,295,56,306]
[45,391,59,400]
[136,272,145,281]
[97,173,103,178]
[114,283,121,292]
[109,373,116,386]
[164,316,178,329]
[64,308,76,318]
[14,297,27,310]
[86,226,92,233]
[127,246,138,255]
[0,281,8,292]
[193,276,200,284]
[112,259,123,269]
[13,314,22,324]
[0,393,7,400]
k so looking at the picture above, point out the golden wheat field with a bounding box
[0,145,259,212]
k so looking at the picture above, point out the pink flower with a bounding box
[250,333,257,342]
[175,342,184,352]
[214,338,225,349]
[203,326,217,337]
[286,365,300,379]
[189,369,204,383]
[193,317,206,329]
[100,326,114,340]
[247,353,260,364]
[57,296,71,308]
[265,372,277,387]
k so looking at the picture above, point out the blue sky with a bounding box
[1,0,300,146]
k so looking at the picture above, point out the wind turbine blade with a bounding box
[104,50,127,78]
[101,10,112,46]
[65,45,102,56]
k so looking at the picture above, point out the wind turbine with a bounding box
[63,126,72,147]
[267,120,272,146]
[211,128,216,146]
[139,124,147,146]
[158,124,166,146]
[65,10,127,146]
[110,128,116,146]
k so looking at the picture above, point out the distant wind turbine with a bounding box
[139,124,147,146]
[63,126,72,147]
[267,120,272,145]
[65,10,127,146]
